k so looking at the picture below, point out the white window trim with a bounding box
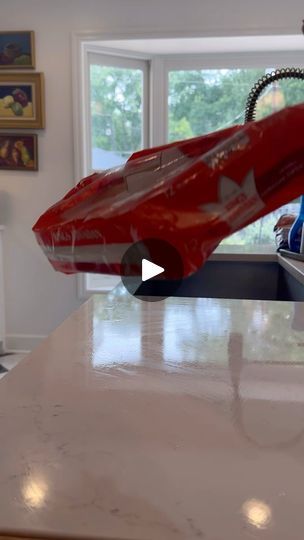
[72,31,304,299]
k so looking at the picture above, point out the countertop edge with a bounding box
[278,254,304,286]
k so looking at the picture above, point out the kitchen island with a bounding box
[0,290,304,539]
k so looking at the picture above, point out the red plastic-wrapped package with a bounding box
[33,104,304,277]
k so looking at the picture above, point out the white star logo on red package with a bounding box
[201,169,265,230]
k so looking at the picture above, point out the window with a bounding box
[74,37,304,295]
[89,52,149,171]
[167,68,303,246]
[84,52,149,292]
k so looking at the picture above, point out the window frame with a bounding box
[73,42,153,298]
[73,34,304,298]
[88,50,150,172]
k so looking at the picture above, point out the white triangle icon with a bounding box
[142,259,164,282]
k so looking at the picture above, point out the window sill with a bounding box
[210,244,277,262]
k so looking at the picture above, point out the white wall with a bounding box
[0,0,303,347]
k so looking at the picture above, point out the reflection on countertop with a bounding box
[0,289,304,539]
[92,285,304,369]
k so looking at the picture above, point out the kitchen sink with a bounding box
[137,261,304,301]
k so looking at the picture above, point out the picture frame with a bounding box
[0,31,35,69]
[0,73,45,129]
[0,30,36,69]
[0,133,38,171]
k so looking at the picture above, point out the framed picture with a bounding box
[0,31,35,69]
[0,73,44,128]
[0,133,38,171]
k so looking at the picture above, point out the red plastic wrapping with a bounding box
[33,104,304,277]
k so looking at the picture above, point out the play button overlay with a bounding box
[121,238,184,301]
[142,259,164,281]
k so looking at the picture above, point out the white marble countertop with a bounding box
[1,293,304,539]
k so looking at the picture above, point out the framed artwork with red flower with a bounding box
[0,73,44,128]
[0,134,38,171]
